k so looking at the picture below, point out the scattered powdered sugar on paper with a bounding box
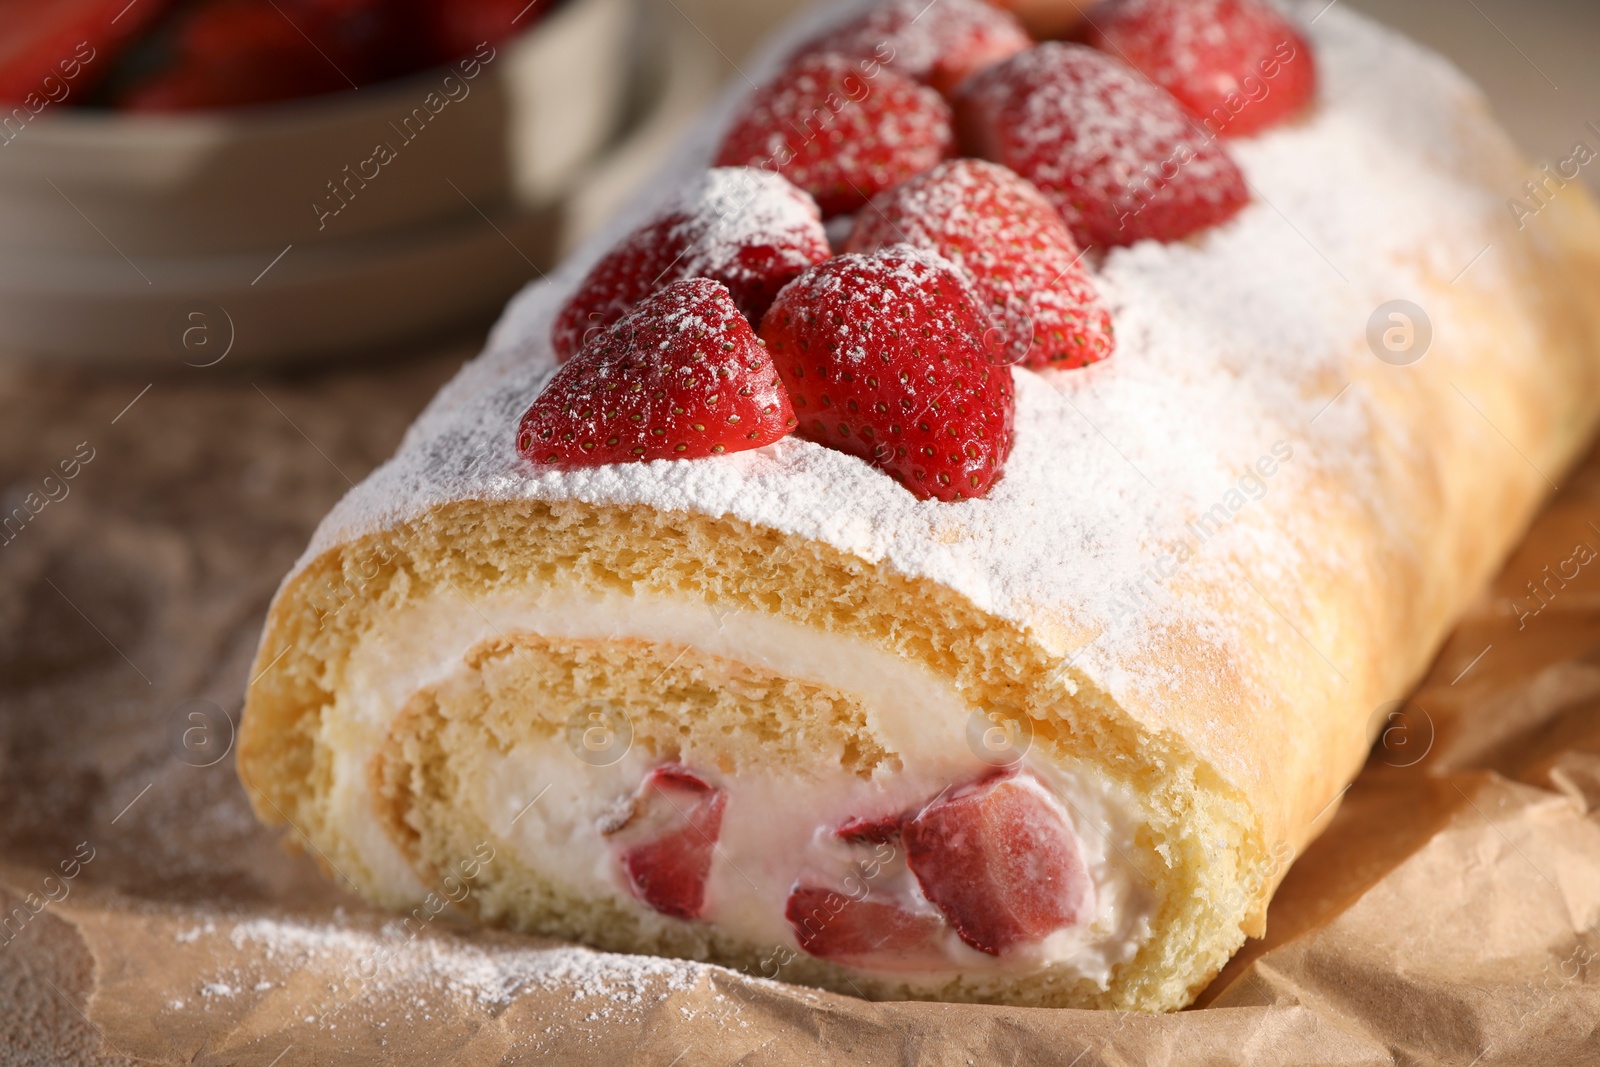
[220,915,717,1009]
[287,3,1510,718]
[159,913,791,1050]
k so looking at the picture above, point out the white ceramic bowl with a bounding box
[0,0,634,367]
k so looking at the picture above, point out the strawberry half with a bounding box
[954,42,1250,248]
[551,168,830,363]
[1086,0,1316,138]
[785,886,947,968]
[902,771,1092,955]
[518,279,796,468]
[758,245,1015,502]
[788,0,1032,96]
[847,159,1114,370]
[605,765,728,920]
[834,812,904,846]
[714,53,955,218]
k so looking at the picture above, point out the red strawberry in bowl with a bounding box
[787,0,1032,96]
[604,765,728,921]
[847,159,1115,370]
[0,0,177,105]
[518,279,796,468]
[954,42,1250,248]
[551,168,831,363]
[1085,0,1316,138]
[758,245,1016,502]
[714,53,955,218]
[902,770,1093,955]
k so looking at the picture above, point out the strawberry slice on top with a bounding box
[714,53,955,218]
[788,0,1032,96]
[1086,0,1316,138]
[848,159,1115,370]
[551,168,830,363]
[902,771,1094,955]
[758,245,1016,502]
[518,279,796,468]
[954,42,1249,248]
[604,764,728,921]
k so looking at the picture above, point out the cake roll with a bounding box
[238,0,1600,1012]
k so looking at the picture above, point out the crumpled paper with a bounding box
[3,349,1600,1066]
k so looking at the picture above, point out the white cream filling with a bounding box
[330,584,1156,989]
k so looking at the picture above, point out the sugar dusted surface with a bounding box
[294,4,1502,721]
[653,168,829,304]
[221,915,713,1006]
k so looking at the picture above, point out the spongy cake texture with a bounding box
[239,3,1600,1012]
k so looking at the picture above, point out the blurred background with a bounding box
[0,0,1594,367]
[1,0,1598,1062]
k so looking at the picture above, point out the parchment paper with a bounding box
[3,331,1600,1065]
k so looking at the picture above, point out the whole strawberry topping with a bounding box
[551,168,830,362]
[714,53,955,218]
[758,245,1015,501]
[605,765,727,921]
[785,886,947,968]
[954,42,1249,247]
[848,159,1115,369]
[902,771,1092,955]
[788,0,1032,96]
[518,279,796,468]
[1086,0,1316,138]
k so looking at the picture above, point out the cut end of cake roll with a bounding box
[239,498,1267,1012]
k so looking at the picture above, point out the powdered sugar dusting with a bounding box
[671,168,829,284]
[284,3,1512,760]
[223,916,710,1006]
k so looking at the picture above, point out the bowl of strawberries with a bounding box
[0,0,635,366]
